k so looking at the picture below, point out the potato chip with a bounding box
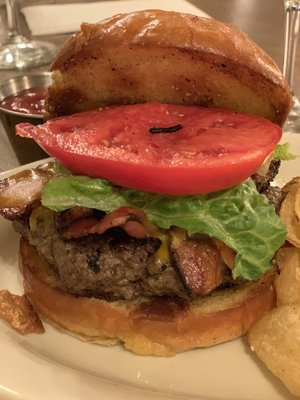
[0,290,44,334]
[249,182,300,398]
[295,196,300,222]
[279,179,300,247]
[282,177,300,195]
[276,246,300,306]
[248,305,300,397]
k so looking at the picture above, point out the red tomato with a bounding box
[16,103,282,195]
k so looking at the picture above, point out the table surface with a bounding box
[0,0,299,173]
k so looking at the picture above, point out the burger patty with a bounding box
[13,211,189,301]
[13,207,235,301]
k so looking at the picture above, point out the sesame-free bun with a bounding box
[20,238,276,356]
[45,10,291,126]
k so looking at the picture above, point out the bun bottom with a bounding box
[19,238,276,356]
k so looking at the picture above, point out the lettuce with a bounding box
[273,143,298,161]
[41,175,286,281]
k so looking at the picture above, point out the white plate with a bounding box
[0,133,299,400]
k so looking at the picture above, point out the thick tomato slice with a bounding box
[16,103,282,195]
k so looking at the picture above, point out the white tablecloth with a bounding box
[22,0,210,36]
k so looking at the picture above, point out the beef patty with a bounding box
[13,209,191,301]
[13,205,236,301]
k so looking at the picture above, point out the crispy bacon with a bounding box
[0,163,55,221]
[63,206,161,239]
[55,207,95,230]
[212,238,236,270]
[170,235,227,297]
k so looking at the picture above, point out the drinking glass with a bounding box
[283,0,300,132]
[0,0,57,69]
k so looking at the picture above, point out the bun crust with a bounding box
[46,10,291,126]
[20,238,276,356]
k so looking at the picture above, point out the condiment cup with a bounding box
[0,73,50,164]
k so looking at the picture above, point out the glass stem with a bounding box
[283,1,300,91]
[5,0,21,38]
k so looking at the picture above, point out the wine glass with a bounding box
[283,0,300,132]
[0,0,57,70]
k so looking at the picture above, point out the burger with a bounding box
[0,10,292,356]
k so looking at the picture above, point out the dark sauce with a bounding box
[1,87,47,115]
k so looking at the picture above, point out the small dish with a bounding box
[0,73,50,164]
[0,72,51,119]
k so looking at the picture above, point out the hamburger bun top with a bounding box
[46,10,291,125]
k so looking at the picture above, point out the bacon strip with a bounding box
[63,206,160,239]
[212,238,236,270]
[170,235,227,297]
[0,163,54,221]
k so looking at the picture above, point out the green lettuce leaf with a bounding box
[41,175,286,281]
[273,143,298,161]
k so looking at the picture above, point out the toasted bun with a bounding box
[20,238,276,356]
[46,10,291,126]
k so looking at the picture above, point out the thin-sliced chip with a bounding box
[279,187,300,247]
[276,246,300,305]
[0,290,44,334]
[282,177,300,194]
[248,305,300,397]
